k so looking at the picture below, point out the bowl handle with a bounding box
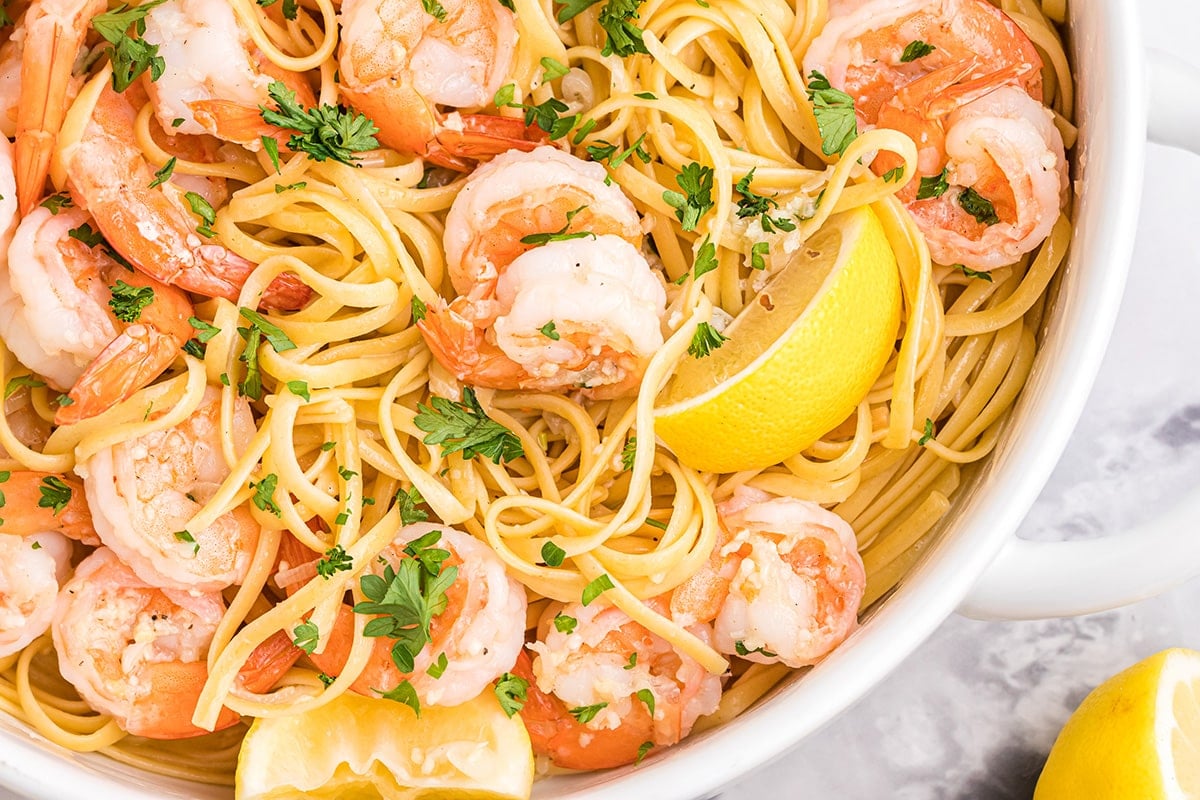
[958,49,1200,621]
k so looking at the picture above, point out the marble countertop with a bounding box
[724,1,1200,798]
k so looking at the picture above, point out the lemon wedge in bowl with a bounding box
[1034,648,1200,800]
[655,206,902,474]
[235,690,534,800]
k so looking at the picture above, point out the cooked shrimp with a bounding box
[52,547,301,739]
[803,0,1043,128]
[0,531,72,658]
[141,0,318,149]
[0,472,98,545]
[670,486,865,668]
[901,86,1067,269]
[515,599,723,770]
[418,146,664,397]
[276,522,527,708]
[56,76,310,309]
[12,0,104,213]
[338,0,545,169]
[0,205,196,424]
[79,386,261,592]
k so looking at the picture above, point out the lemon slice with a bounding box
[1034,648,1200,800]
[235,691,534,800]
[655,206,901,473]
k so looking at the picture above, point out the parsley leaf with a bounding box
[733,640,777,658]
[918,418,935,447]
[556,0,600,23]
[569,702,608,723]
[636,741,654,765]
[587,134,650,168]
[40,194,73,214]
[38,476,71,514]
[183,191,216,238]
[427,652,449,679]
[173,529,199,555]
[411,295,427,322]
[598,0,648,57]
[259,81,380,166]
[5,376,45,399]
[239,307,297,352]
[734,168,796,232]
[539,321,561,340]
[581,573,614,606]
[379,679,421,716]
[316,544,353,578]
[494,672,528,717]
[396,486,429,526]
[625,652,638,669]
[620,436,636,471]
[635,688,655,716]
[519,206,592,246]
[148,157,176,189]
[540,56,570,81]
[91,0,168,92]
[882,166,905,183]
[750,241,769,271]
[692,236,718,279]
[188,317,221,343]
[916,168,950,200]
[108,280,154,322]
[540,540,566,567]
[644,517,668,531]
[554,613,577,634]
[293,621,319,654]
[688,322,727,358]
[806,70,858,157]
[958,187,1000,226]
[286,380,310,400]
[662,162,714,232]
[420,0,447,21]
[414,387,524,464]
[250,473,282,516]
[955,264,994,282]
[900,40,936,62]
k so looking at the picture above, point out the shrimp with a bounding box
[514,599,723,770]
[337,0,546,169]
[803,0,1044,129]
[140,0,318,150]
[0,205,196,424]
[52,547,302,739]
[0,531,72,658]
[12,0,105,214]
[275,522,527,708]
[0,472,98,545]
[670,486,865,668]
[78,386,261,592]
[56,76,311,310]
[418,147,666,397]
[899,85,1067,270]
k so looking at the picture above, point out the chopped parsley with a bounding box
[519,206,592,245]
[396,486,429,526]
[5,375,45,399]
[540,56,570,81]
[108,280,154,322]
[636,741,654,765]
[955,264,993,282]
[598,0,648,57]
[262,136,281,172]
[624,652,637,669]
[148,157,176,189]
[620,436,637,471]
[734,640,777,658]
[494,672,528,717]
[91,0,168,92]
[644,517,668,531]
[411,295,428,322]
[662,162,714,232]
[734,168,796,232]
[292,621,319,654]
[554,613,578,634]
[379,679,421,716]
[806,70,858,157]
[315,544,353,578]
[916,169,950,200]
[250,473,282,516]
[539,321,561,340]
[427,652,449,679]
[586,134,651,168]
[688,322,727,358]
[183,191,216,238]
[40,194,73,214]
[750,241,770,271]
[581,573,615,606]
[900,40,936,62]
[540,540,567,567]
[414,387,524,464]
[275,181,307,193]
[635,688,655,716]
[38,476,72,514]
[692,236,718,279]
[173,529,199,555]
[958,187,1000,226]
[882,166,905,183]
[286,380,311,401]
[569,702,608,724]
[918,418,935,447]
[259,81,380,166]
[420,0,447,21]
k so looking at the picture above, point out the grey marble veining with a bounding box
[724,2,1200,797]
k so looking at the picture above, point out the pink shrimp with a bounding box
[337,0,547,169]
[515,599,723,770]
[671,486,865,668]
[0,205,197,424]
[0,472,98,546]
[52,548,302,739]
[0,531,72,658]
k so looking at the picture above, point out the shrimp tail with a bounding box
[56,324,182,425]
[0,472,98,545]
[187,100,290,150]
[135,661,243,739]
[429,114,551,171]
[14,0,106,214]
[236,629,305,693]
[417,300,526,387]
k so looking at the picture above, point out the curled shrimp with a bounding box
[0,205,196,424]
[276,523,527,708]
[671,487,865,668]
[418,146,665,397]
[337,0,545,169]
[514,599,723,770]
[0,531,72,658]
[52,547,301,739]
[140,0,318,150]
[78,386,261,592]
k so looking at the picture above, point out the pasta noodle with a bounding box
[0,0,1074,787]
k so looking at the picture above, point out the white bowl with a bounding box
[4,2,1200,798]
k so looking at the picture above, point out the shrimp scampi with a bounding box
[0,531,72,658]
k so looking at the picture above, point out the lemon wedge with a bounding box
[1034,647,1200,800]
[655,206,901,473]
[235,691,534,800]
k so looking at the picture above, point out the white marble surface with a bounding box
[722,2,1200,798]
[2,4,1196,800]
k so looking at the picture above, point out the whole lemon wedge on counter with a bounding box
[235,690,534,800]
[1034,648,1200,800]
[654,206,902,474]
